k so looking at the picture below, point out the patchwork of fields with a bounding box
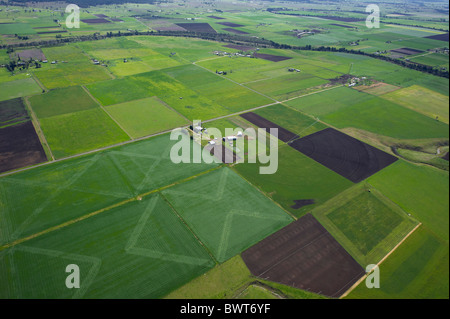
[0,0,449,301]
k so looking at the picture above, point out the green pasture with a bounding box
[161,167,294,263]
[0,77,42,102]
[409,53,449,69]
[0,193,214,298]
[86,70,185,106]
[39,108,129,158]
[160,88,231,121]
[246,72,329,101]
[285,86,373,117]
[0,23,36,35]
[233,145,353,217]
[381,85,449,124]
[105,96,189,138]
[312,184,418,266]
[253,103,328,137]
[321,96,450,139]
[28,86,98,119]
[347,227,449,299]
[367,160,449,243]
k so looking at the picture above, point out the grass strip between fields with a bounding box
[23,97,54,161]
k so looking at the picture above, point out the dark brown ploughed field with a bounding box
[36,30,68,34]
[289,128,398,183]
[208,16,225,20]
[0,98,29,127]
[0,121,47,174]
[218,22,245,28]
[81,19,111,24]
[390,47,424,55]
[240,112,299,143]
[242,214,365,298]
[254,53,292,62]
[175,23,217,33]
[425,32,449,42]
[223,28,249,35]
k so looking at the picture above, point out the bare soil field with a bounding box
[81,19,111,24]
[224,44,255,51]
[0,98,29,127]
[0,121,47,173]
[289,128,398,183]
[242,214,365,298]
[218,22,245,28]
[390,48,425,56]
[425,33,449,42]
[254,53,292,62]
[175,23,217,33]
[16,48,46,60]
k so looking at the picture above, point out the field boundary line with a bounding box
[31,73,47,92]
[280,84,343,103]
[23,97,55,161]
[339,222,422,299]
[81,85,134,140]
[154,96,192,123]
[158,192,219,265]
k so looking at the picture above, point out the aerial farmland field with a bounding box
[0,0,448,308]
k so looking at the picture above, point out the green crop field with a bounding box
[312,183,418,266]
[233,146,354,217]
[366,160,449,243]
[347,227,449,299]
[381,85,449,124]
[0,78,42,102]
[105,96,189,138]
[39,108,130,158]
[28,86,98,119]
[161,167,294,263]
[0,193,215,298]
[321,96,449,139]
[253,103,328,138]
